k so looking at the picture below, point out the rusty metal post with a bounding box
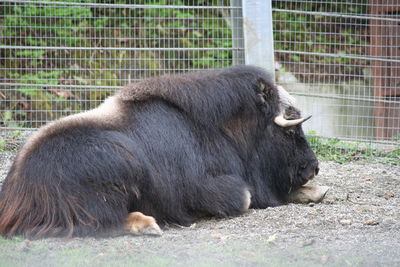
[370,0,400,140]
[370,0,387,139]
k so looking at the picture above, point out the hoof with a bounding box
[243,188,252,211]
[124,212,163,236]
[288,185,330,204]
[139,224,163,236]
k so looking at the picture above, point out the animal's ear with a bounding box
[256,79,273,105]
[284,106,301,120]
[258,79,273,98]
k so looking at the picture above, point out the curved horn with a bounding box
[274,114,312,127]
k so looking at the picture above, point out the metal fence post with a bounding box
[231,0,244,65]
[242,0,275,78]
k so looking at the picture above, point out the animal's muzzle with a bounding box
[300,161,319,185]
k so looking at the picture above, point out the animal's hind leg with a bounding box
[124,212,163,236]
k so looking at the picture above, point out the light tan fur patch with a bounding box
[124,212,162,236]
[14,96,123,170]
[63,96,122,123]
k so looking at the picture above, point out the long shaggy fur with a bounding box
[0,65,318,238]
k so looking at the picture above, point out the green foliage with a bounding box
[142,0,232,69]
[16,50,45,57]
[1,0,233,127]
[21,71,61,86]
[0,130,24,151]
[4,4,92,46]
[308,131,400,165]
[14,72,62,109]
[0,137,4,152]
[1,110,19,128]
[273,1,368,72]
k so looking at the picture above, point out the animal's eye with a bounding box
[257,93,266,104]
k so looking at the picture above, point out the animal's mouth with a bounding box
[300,176,312,186]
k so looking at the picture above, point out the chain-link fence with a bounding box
[0,0,243,129]
[273,0,400,146]
[1,0,399,151]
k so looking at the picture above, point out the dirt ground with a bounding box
[0,150,399,267]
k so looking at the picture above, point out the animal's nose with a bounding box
[313,161,320,176]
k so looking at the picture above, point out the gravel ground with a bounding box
[0,151,399,267]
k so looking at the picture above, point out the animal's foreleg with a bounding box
[195,175,251,217]
[124,212,162,236]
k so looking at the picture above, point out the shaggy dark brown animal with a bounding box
[0,65,320,238]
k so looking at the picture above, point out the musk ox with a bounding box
[0,65,327,238]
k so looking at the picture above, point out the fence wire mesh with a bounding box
[273,0,400,147]
[0,0,243,129]
[0,0,399,157]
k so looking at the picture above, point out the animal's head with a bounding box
[257,83,319,195]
